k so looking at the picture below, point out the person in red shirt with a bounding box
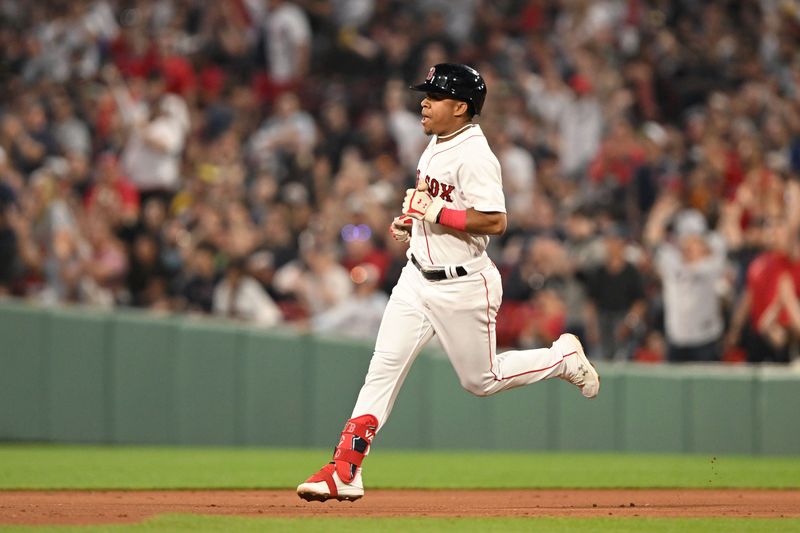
[588,116,647,188]
[753,238,800,356]
[726,217,794,363]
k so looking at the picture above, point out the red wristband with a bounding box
[438,207,467,231]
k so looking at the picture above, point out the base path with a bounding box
[1,489,799,525]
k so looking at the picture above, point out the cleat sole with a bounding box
[297,491,362,503]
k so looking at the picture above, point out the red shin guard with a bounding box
[334,414,378,483]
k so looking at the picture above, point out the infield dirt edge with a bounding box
[2,488,800,525]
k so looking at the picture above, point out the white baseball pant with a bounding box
[351,260,566,428]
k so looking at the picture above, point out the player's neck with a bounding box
[436,122,474,143]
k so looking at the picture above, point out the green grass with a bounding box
[0,444,798,490]
[2,516,800,533]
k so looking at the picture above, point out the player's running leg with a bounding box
[297,265,434,502]
[427,266,599,398]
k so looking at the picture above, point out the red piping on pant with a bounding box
[482,272,574,381]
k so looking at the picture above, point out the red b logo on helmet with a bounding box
[426,67,435,81]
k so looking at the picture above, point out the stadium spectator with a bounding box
[83,152,140,230]
[726,217,797,364]
[272,237,353,317]
[0,183,19,293]
[178,242,218,315]
[254,0,312,103]
[311,262,388,340]
[522,68,603,182]
[120,92,190,200]
[645,198,729,362]
[125,231,169,309]
[50,92,92,157]
[212,256,282,326]
[247,91,316,177]
[583,224,647,361]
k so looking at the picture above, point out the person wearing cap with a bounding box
[644,195,728,362]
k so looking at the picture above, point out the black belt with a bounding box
[411,254,467,281]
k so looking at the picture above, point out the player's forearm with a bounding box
[624,300,647,329]
[402,184,506,235]
[463,209,507,235]
[777,274,800,335]
[727,290,751,341]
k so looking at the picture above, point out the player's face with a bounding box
[420,93,464,136]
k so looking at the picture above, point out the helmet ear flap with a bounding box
[470,92,485,116]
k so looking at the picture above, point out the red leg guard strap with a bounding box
[334,414,378,483]
[341,421,374,441]
[306,463,337,497]
[334,448,365,466]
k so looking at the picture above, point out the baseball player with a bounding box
[297,63,599,502]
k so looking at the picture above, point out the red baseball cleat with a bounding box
[297,462,364,502]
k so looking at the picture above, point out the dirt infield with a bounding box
[1,489,799,525]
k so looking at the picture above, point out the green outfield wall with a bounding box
[1,300,799,454]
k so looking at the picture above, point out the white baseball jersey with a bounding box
[409,124,506,268]
[347,123,573,429]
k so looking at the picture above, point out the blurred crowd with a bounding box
[1,0,800,364]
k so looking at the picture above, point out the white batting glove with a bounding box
[402,182,445,223]
[390,216,413,242]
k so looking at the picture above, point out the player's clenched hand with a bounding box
[402,181,445,223]
[389,215,413,242]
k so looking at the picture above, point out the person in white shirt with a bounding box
[311,263,388,340]
[212,257,282,326]
[645,197,728,362]
[521,69,603,180]
[247,91,317,172]
[263,0,311,86]
[121,93,190,195]
[272,239,354,316]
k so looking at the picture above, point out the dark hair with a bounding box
[226,256,247,272]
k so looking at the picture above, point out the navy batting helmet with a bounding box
[410,63,487,116]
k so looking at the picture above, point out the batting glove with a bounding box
[390,215,413,242]
[402,186,445,224]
